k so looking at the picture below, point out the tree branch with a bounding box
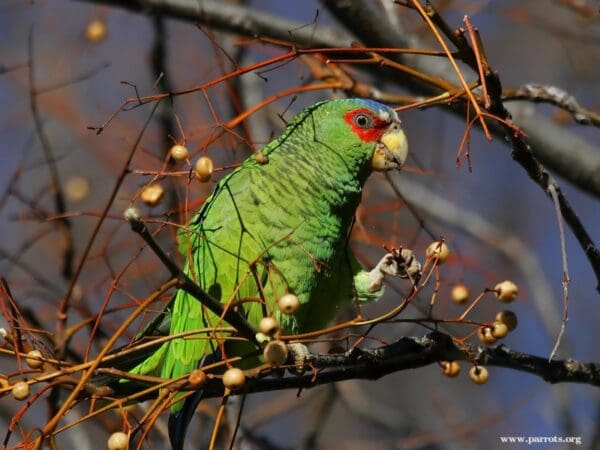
[390,175,567,350]
[72,0,600,198]
[123,207,259,346]
[164,332,600,399]
[74,0,351,48]
[504,83,600,127]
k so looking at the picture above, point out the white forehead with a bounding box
[377,109,390,122]
[376,108,399,123]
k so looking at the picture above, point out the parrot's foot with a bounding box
[287,342,310,373]
[367,248,421,292]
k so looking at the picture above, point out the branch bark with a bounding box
[323,0,600,197]
[71,0,600,196]
[168,332,600,399]
[71,0,600,198]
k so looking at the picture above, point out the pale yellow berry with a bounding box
[65,177,90,202]
[278,293,300,315]
[477,326,497,345]
[451,284,469,304]
[496,310,518,331]
[491,321,509,339]
[195,156,214,182]
[494,280,518,303]
[469,365,489,384]
[170,144,189,162]
[222,368,245,390]
[0,375,9,389]
[255,152,269,164]
[11,381,29,401]
[188,369,206,389]
[263,340,288,367]
[71,283,84,302]
[25,350,43,369]
[426,241,450,264]
[140,183,164,207]
[259,317,279,335]
[440,361,461,378]
[85,19,107,43]
[107,431,128,450]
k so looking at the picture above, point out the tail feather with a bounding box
[168,351,221,450]
[168,390,205,450]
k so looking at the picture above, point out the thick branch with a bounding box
[74,0,351,48]
[177,333,600,399]
[484,71,600,293]
[72,0,600,197]
[94,332,600,403]
[70,0,599,285]
[323,0,600,197]
[504,83,600,127]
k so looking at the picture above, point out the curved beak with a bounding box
[371,123,408,171]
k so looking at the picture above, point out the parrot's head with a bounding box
[313,98,408,172]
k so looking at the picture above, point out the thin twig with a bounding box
[36,279,179,447]
[27,28,74,281]
[548,184,570,361]
[410,2,490,139]
[503,83,600,127]
[55,102,160,354]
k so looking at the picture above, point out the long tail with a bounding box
[168,351,221,450]
[168,390,205,450]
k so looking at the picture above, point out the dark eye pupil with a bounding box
[356,115,368,127]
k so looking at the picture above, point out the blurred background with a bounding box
[0,0,599,449]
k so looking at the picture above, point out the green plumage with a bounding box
[127,99,403,419]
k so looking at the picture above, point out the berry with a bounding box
[222,368,245,390]
[65,177,90,202]
[426,241,450,264]
[195,156,214,182]
[440,361,461,377]
[140,183,164,207]
[491,321,509,339]
[494,280,518,303]
[85,19,107,43]
[11,381,29,401]
[188,369,207,389]
[496,310,518,331]
[263,340,288,367]
[451,284,469,303]
[477,326,497,345]
[259,317,279,335]
[170,144,189,162]
[25,350,43,369]
[278,293,300,315]
[469,365,489,384]
[107,431,128,450]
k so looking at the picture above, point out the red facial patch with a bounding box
[343,108,388,142]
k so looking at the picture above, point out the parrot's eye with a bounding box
[353,113,374,129]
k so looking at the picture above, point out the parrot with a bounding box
[112,98,420,450]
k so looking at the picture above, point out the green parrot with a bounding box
[118,98,419,449]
